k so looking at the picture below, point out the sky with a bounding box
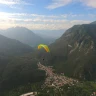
[0,0,96,30]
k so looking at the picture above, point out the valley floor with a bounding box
[37,62,78,88]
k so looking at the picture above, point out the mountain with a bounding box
[0,27,47,47]
[45,23,96,81]
[1,23,96,95]
[33,30,64,39]
[90,21,96,24]
[0,34,45,95]
[0,55,45,95]
[33,30,65,45]
[0,34,36,93]
[0,34,33,56]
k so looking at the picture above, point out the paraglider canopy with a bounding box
[38,44,50,52]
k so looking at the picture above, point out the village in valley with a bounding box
[20,62,96,96]
[38,62,78,88]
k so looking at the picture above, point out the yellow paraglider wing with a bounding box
[38,44,50,52]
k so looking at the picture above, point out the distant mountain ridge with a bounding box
[0,30,45,94]
[0,34,33,56]
[33,30,64,39]
[0,27,47,47]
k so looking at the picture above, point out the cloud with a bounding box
[46,0,96,9]
[0,0,18,5]
[0,12,67,19]
[46,0,72,9]
[22,20,90,30]
[1,0,96,9]
[0,0,33,8]
[0,19,91,30]
[80,0,96,8]
[0,12,92,30]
